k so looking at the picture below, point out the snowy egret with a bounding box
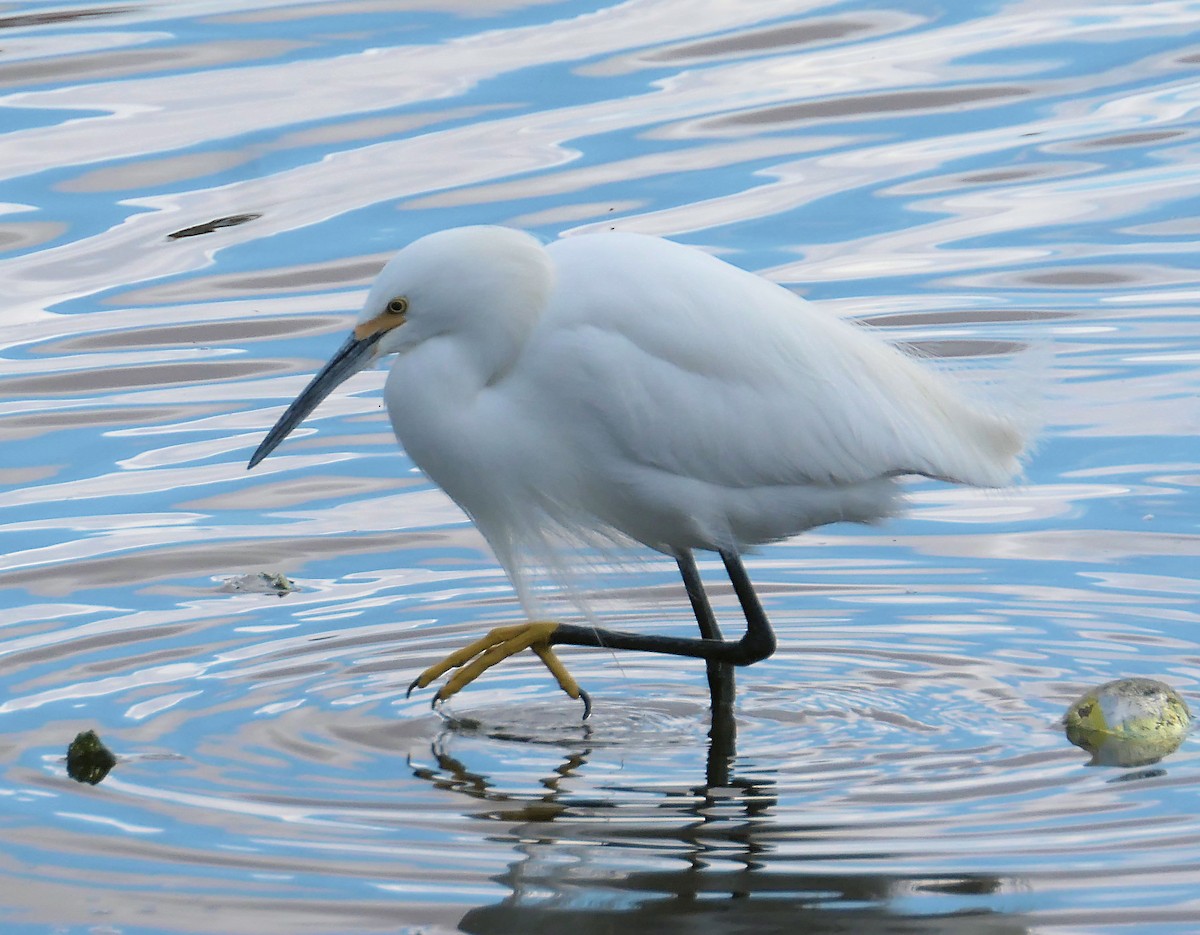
[249,226,1032,717]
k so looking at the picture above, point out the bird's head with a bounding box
[247,226,552,469]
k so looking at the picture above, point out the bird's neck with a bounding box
[383,336,536,550]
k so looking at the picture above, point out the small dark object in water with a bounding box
[66,729,117,785]
[167,213,261,240]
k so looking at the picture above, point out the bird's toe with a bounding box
[406,621,588,716]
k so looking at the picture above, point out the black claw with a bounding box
[406,677,421,698]
[579,688,592,721]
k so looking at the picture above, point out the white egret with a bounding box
[249,226,1032,717]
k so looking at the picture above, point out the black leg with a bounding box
[408,550,777,716]
[676,550,735,711]
[551,549,777,668]
[706,698,737,787]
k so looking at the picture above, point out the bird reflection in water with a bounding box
[409,704,1020,935]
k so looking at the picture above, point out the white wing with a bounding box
[532,233,1026,494]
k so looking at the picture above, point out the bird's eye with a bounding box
[386,296,408,315]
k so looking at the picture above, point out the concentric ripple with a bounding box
[1,1,1199,933]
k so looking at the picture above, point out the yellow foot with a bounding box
[406,621,591,719]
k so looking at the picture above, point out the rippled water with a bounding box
[2,2,1199,933]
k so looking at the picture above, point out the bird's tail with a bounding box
[910,337,1050,488]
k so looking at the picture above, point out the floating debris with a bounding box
[1064,677,1192,767]
[220,572,296,596]
[66,729,117,785]
[167,213,261,240]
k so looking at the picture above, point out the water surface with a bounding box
[2,1,1199,933]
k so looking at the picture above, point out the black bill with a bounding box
[247,330,384,469]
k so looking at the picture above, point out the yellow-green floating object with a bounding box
[1064,677,1192,767]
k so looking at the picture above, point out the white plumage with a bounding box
[378,228,1024,556]
[250,225,1034,713]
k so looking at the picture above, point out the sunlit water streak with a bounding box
[1,1,1199,933]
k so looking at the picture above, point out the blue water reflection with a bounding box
[1,1,1198,933]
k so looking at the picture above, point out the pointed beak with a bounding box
[247,330,384,469]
